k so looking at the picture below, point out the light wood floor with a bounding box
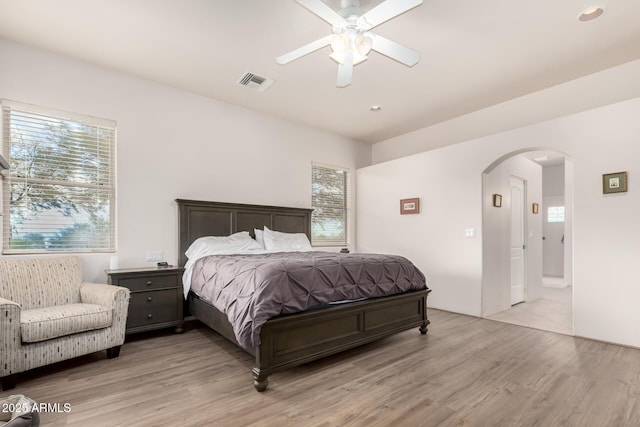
[3,309,640,426]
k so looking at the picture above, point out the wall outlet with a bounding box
[465,228,476,238]
[145,250,164,262]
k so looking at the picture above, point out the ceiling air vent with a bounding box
[237,72,274,92]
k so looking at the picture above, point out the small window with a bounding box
[311,163,348,246]
[547,206,565,223]
[2,100,116,253]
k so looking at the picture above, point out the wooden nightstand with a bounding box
[106,266,184,334]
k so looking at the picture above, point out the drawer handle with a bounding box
[146,280,153,286]
[147,314,153,319]
[147,296,153,302]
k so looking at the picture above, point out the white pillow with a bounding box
[262,227,312,251]
[185,231,262,259]
[254,228,265,249]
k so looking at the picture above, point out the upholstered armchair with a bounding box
[0,256,130,390]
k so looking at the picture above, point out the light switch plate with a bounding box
[465,228,475,238]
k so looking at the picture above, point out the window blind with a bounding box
[311,163,347,246]
[2,100,116,253]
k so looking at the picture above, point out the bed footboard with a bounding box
[253,289,430,391]
[189,288,429,392]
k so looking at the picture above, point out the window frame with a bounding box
[311,162,349,247]
[1,100,117,254]
[547,206,565,223]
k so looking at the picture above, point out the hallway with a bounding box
[486,278,572,335]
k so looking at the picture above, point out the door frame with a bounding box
[510,175,527,305]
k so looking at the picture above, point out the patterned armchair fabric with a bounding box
[0,256,130,390]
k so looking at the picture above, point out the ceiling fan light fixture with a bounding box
[330,51,368,65]
[354,34,373,55]
[330,34,350,54]
[329,33,370,65]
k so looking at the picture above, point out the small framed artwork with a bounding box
[400,198,420,214]
[492,194,502,208]
[532,203,539,214]
[603,171,627,194]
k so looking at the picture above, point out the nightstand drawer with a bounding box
[106,266,185,334]
[117,274,179,291]
[127,289,180,328]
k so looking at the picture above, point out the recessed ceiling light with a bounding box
[578,6,604,22]
[369,105,382,112]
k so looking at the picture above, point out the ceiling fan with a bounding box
[276,0,423,87]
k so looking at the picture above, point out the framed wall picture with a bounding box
[400,198,420,214]
[603,171,627,194]
[532,203,539,214]
[492,194,502,207]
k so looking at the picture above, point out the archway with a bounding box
[481,147,573,335]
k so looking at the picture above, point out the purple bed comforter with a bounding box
[189,251,428,350]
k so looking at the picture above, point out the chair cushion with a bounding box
[20,303,113,343]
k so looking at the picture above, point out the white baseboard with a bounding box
[543,276,568,288]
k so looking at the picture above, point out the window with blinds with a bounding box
[311,163,348,246]
[1,100,116,253]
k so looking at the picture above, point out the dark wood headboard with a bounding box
[176,199,313,267]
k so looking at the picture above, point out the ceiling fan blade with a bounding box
[336,50,354,87]
[369,33,420,67]
[358,0,423,30]
[276,35,333,64]
[295,0,347,27]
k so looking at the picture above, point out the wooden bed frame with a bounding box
[177,199,430,391]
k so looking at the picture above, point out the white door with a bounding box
[510,177,526,305]
[543,196,565,278]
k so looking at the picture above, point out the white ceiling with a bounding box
[521,151,566,167]
[1,0,639,144]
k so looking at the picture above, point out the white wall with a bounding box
[357,142,486,316]
[563,159,574,288]
[358,96,640,348]
[543,164,565,197]
[482,155,543,317]
[0,39,371,282]
[372,59,640,164]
